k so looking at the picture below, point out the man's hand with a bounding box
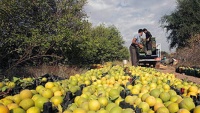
[138,44,143,49]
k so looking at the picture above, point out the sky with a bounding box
[84,0,177,52]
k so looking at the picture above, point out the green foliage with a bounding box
[0,0,128,70]
[161,0,200,48]
[77,25,129,64]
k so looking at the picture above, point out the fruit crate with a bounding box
[176,66,200,78]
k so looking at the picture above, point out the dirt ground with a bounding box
[157,65,200,84]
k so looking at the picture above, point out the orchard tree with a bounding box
[0,0,88,69]
[161,0,200,49]
[0,0,129,70]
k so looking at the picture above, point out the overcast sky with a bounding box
[84,0,177,52]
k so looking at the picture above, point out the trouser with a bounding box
[146,41,152,50]
[129,45,139,66]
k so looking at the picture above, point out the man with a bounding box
[129,29,144,66]
[143,28,152,50]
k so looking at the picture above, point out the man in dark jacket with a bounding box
[143,28,152,50]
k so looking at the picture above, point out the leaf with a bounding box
[13,77,19,82]
[4,79,9,82]
[1,86,8,92]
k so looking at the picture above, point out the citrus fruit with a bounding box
[63,110,73,113]
[54,91,62,96]
[45,82,55,89]
[110,106,122,113]
[109,89,120,100]
[68,103,77,111]
[159,92,170,102]
[127,85,133,90]
[0,105,9,113]
[188,86,198,93]
[80,102,89,111]
[177,108,190,113]
[150,89,161,98]
[35,97,49,110]
[7,82,16,88]
[138,102,150,112]
[156,107,169,113]
[187,92,197,97]
[12,94,21,104]
[155,98,163,104]
[51,87,60,93]
[88,100,101,111]
[125,96,137,105]
[193,105,200,113]
[42,89,53,99]
[141,93,150,101]
[106,103,117,111]
[148,109,155,113]
[170,95,178,102]
[154,103,165,111]
[50,96,63,106]
[19,89,33,99]
[134,98,142,106]
[0,98,12,105]
[145,96,156,106]
[96,109,108,113]
[32,94,42,102]
[88,111,96,113]
[98,97,108,107]
[36,85,44,93]
[123,108,134,113]
[76,97,87,106]
[19,98,34,110]
[5,96,13,100]
[26,107,40,113]
[73,108,87,113]
[179,98,195,111]
[74,96,81,104]
[115,97,123,105]
[164,101,173,107]
[85,80,91,86]
[163,84,170,90]
[131,88,140,94]
[30,90,37,95]
[168,90,177,96]
[176,95,183,103]
[167,103,179,113]
[41,77,47,82]
[7,103,18,110]
[10,107,25,113]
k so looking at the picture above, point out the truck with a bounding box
[138,37,161,68]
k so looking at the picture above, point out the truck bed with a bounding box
[139,55,158,59]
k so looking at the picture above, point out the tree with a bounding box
[161,0,200,49]
[175,35,200,66]
[0,0,88,69]
[72,24,129,64]
[0,0,129,70]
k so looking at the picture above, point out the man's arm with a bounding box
[132,38,143,48]
[132,38,138,45]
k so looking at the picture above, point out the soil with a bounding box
[157,65,200,84]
